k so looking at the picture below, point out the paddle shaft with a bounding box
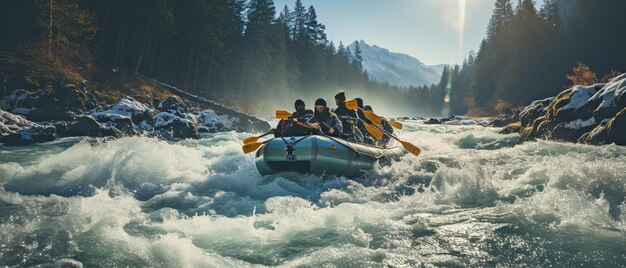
[355,117,400,142]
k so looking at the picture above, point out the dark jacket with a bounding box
[291,109,313,120]
[274,110,314,137]
[333,102,358,134]
[307,110,343,137]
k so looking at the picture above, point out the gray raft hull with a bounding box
[255,135,405,176]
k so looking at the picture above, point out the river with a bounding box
[1,120,625,267]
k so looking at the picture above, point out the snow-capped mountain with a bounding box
[347,40,444,88]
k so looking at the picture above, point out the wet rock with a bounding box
[1,85,96,122]
[197,109,239,133]
[499,122,521,135]
[519,84,604,143]
[90,96,154,126]
[89,96,152,135]
[490,110,520,128]
[424,118,443,125]
[51,121,68,137]
[153,96,199,139]
[158,95,189,115]
[520,97,553,126]
[154,112,198,139]
[66,115,120,137]
[604,107,626,145]
[519,73,626,146]
[0,109,56,145]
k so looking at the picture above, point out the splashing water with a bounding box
[1,121,625,267]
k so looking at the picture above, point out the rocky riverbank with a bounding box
[419,73,626,146]
[0,84,270,146]
[518,73,626,145]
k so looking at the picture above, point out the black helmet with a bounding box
[364,105,372,111]
[355,98,364,109]
[334,91,346,103]
[294,99,305,109]
[314,98,327,108]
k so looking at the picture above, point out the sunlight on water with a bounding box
[1,121,625,266]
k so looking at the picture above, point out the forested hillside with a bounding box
[445,0,625,116]
[0,0,447,116]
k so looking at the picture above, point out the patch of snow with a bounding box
[589,125,606,139]
[564,117,596,129]
[0,109,46,140]
[561,84,602,111]
[154,112,195,128]
[196,109,239,132]
[154,112,177,128]
[521,97,554,118]
[138,120,153,131]
[90,97,151,119]
[589,74,626,110]
[347,40,443,88]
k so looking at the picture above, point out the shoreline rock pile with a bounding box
[0,85,269,146]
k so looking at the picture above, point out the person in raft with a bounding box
[306,98,343,137]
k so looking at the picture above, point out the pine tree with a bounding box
[277,5,293,38]
[487,0,514,40]
[304,6,326,45]
[241,0,277,102]
[292,0,306,40]
[352,41,363,71]
[34,0,97,62]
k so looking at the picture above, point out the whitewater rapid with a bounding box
[1,120,625,267]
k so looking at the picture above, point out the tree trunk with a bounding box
[149,31,159,76]
[206,52,215,92]
[133,11,153,76]
[114,1,128,68]
[48,0,53,61]
[185,41,195,88]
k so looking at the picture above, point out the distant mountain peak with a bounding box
[347,41,443,88]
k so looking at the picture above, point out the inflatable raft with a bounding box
[254,135,405,176]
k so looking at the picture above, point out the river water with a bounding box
[1,120,625,267]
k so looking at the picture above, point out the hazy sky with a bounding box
[273,0,497,65]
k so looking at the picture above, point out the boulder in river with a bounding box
[153,96,199,139]
[518,73,626,145]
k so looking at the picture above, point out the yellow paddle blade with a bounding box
[400,141,421,156]
[345,99,358,111]
[275,109,292,120]
[363,123,383,140]
[242,142,264,154]
[243,136,259,144]
[363,110,383,125]
[389,121,403,130]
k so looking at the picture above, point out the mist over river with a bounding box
[1,120,625,267]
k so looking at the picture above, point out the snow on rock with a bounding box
[560,84,603,111]
[590,73,626,109]
[65,115,120,138]
[153,96,199,139]
[91,96,152,120]
[564,117,596,130]
[89,96,154,134]
[519,73,626,146]
[520,97,553,126]
[0,109,56,145]
[1,85,96,122]
[197,109,239,133]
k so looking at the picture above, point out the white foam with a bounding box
[1,121,625,266]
